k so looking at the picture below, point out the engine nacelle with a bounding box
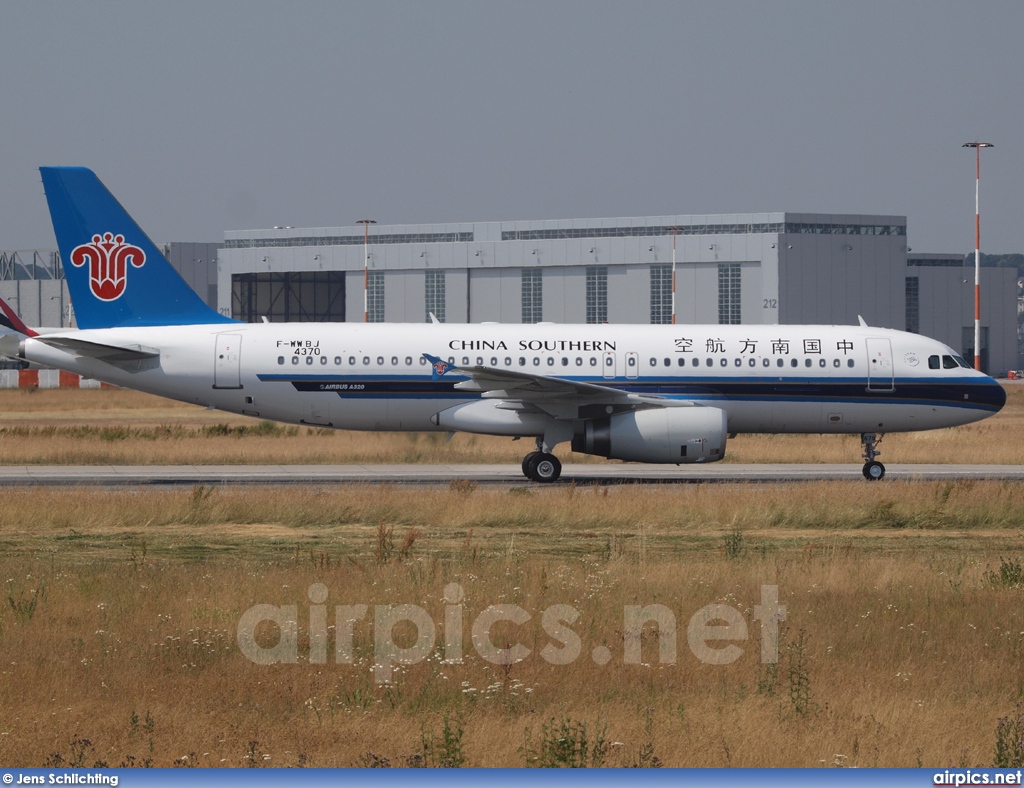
[572,407,728,464]
[431,400,551,436]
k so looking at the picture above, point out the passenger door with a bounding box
[866,337,894,392]
[213,333,243,389]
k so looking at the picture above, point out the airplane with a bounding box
[0,166,1006,482]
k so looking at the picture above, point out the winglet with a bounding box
[0,293,37,337]
[422,353,455,380]
[857,315,869,327]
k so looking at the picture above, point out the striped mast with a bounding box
[962,142,993,371]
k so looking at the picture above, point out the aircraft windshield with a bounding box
[929,354,974,371]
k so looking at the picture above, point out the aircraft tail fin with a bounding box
[39,167,237,329]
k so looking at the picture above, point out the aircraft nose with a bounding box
[984,378,1007,412]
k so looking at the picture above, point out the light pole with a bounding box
[357,219,376,323]
[670,227,678,325]
[962,141,993,371]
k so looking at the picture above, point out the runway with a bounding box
[1,463,1023,486]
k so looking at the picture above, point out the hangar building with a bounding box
[1,213,1017,375]
[217,212,1018,374]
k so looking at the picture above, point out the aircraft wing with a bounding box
[424,354,696,419]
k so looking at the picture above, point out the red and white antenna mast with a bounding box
[962,142,993,371]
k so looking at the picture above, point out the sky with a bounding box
[1,0,1022,254]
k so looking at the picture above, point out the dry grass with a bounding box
[1,387,1023,767]
[0,385,1022,465]
[1,482,1024,767]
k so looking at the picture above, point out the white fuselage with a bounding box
[20,322,1005,439]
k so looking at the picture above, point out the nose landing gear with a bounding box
[861,433,885,480]
[521,441,562,483]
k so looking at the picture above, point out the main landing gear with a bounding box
[521,440,562,483]
[861,432,885,480]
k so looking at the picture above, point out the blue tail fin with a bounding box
[40,167,237,329]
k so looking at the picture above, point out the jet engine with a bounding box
[431,400,552,435]
[572,407,728,464]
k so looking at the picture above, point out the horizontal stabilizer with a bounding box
[36,336,160,371]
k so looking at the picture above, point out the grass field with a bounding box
[1,387,1023,767]
[0,385,1022,465]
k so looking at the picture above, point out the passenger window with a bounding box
[590,358,597,367]
[819,359,826,368]
[292,357,299,365]
[561,358,569,366]
[307,357,314,365]
[791,359,798,367]
[706,358,713,367]
[533,358,540,366]
[942,355,957,369]
[491,357,498,366]
[377,356,384,365]
[734,359,742,367]
[520,357,526,366]
[762,359,769,367]
[847,359,854,368]
[777,359,784,368]
[720,358,728,367]
[335,356,343,365]
[805,359,812,368]
[475,357,482,365]
[505,358,512,366]
[363,357,370,365]
[678,358,686,367]
[547,357,555,366]
[750,359,757,367]
[463,357,470,365]
[576,358,583,366]
[692,358,699,367]
[391,356,398,366]
[928,355,940,370]
[405,357,412,366]
[833,359,840,368]
[277,356,284,365]
[664,358,671,367]
[321,356,328,365]
[419,357,427,365]
[650,358,657,367]
[349,356,356,366]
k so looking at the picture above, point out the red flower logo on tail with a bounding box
[70,233,146,301]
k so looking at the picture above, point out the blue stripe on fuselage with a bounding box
[256,373,1006,412]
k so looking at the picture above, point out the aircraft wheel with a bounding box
[530,453,562,483]
[862,461,885,481]
[522,451,541,479]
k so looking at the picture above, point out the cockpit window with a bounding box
[942,355,958,369]
[953,355,972,369]
[928,355,940,370]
